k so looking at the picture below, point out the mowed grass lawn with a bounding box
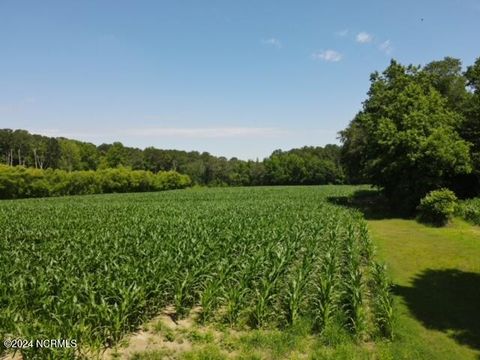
[369,218,480,360]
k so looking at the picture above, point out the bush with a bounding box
[455,198,480,225]
[417,188,457,226]
[0,165,192,199]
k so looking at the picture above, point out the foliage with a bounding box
[417,189,458,226]
[466,57,480,92]
[340,59,474,212]
[423,57,469,112]
[0,165,191,199]
[455,198,480,225]
[0,129,345,186]
[263,145,345,185]
[462,58,480,194]
[0,186,392,358]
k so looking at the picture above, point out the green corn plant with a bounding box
[173,271,194,318]
[283,253,313,326]
[313,251,338,332]
[251,245,292,328]
[223,262,252,326]
[358,222,374,264]
[284,276,306,326]
[198,271,228,324]
[337,223,368,337]
[371,263,395,339]
[199,279,217,323]
[224,283,250,325]
[343,265,367,337]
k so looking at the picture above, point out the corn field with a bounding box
[0,186,393,358]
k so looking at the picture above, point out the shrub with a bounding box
[0,165,191,199]
[417,188,457,226]
[455,198,480,225]
[155,171,192,190]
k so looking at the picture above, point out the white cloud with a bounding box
[356,32,373,43]
[312,50,343,62]
[379,40,393,55]
[335,29,349,37]
[261,38,282,49]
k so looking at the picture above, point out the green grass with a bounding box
[129,349,174,360]
[369,218,480,359]
[152,321,176,342]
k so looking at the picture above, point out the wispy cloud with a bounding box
[261,38,282,49]
[335,29,349,37]
[124,127,289,138]
[34,127,291,139]
[312,50,343,62]
[379,40,393,55]
[356,32,373,43]
[33,128,106,139]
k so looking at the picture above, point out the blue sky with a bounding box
[1,0,479,159]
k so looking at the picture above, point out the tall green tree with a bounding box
[59,140,81,171]
[341,60,472,212]
[105,142,127,168]
[45,138,61,169]
[422,57,469,112]
[78,142,99,170]
[462,57,480,193]
[0,129,14,165]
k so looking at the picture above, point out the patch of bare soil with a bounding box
[102,306,228,359]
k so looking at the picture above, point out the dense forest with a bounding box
[0,129,344,186]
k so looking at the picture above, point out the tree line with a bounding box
[340,56,480,213]
[0,129,345,186]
